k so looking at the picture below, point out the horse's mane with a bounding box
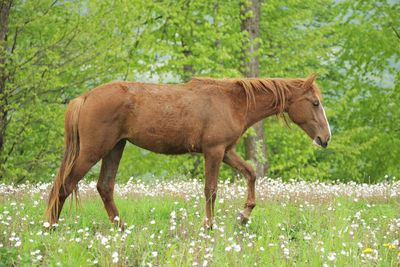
[191,76,322,116]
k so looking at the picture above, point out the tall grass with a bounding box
[1,178,399,266]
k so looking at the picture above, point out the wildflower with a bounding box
[150,220,155,225]
[283,248,290,256]
[43,222,50,228]
[260,247,264,251]
[327,252,336,261]
[225,246,232,252]
[152,252,158,257]
[362,248,374,254]
[101,237,108,245]
[234,244,241,252]
[15,241,21,247]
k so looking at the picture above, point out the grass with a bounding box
[1,178,400,266]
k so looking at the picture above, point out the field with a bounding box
[1,177,400,266]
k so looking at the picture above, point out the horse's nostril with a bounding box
[317,136,323,146]
[317,136,328,148]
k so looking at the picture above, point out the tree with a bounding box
[240,0,268,178]
[0,0,13,179]
[0,0,150,182]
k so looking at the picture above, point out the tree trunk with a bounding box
[183,50,193,83]
[0,0,13,180]
[240,0,269,178]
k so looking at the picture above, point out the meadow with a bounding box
[1,177,400,266]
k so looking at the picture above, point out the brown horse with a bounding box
[45,73,331,229]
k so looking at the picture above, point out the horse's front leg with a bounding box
[203,145,225,229]
[223,149,257,225]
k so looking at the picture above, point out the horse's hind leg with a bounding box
[50,152,101,225]
[223,149,256,225]
[96,139,126,229]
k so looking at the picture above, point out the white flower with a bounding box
[43,222,50,228]
[152,251,158,257]
[327,252,336,261]
[225,246,232,251]
[114,216,120,222]
[203,260,208,266]
[283,248,290,256]
[234,244,241,252]
[150,220,155,225]
[170,211,176,218]
[15,241,21,247]
[260,247,264,251]
[112,257,118,263]
[112,251,118,258]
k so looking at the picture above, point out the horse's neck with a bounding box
[244,94,278,129]
[243,81,290,129]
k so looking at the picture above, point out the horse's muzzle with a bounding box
[314,136,330,148]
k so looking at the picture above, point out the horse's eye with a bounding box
[313,102,319,107]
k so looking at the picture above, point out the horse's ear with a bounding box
[303,73,318,90]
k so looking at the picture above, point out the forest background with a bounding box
[0,0,399,184]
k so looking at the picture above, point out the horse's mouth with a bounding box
[313,136,328,148]
[313,139,322,148]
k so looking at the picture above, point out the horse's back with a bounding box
[78,80,243,155]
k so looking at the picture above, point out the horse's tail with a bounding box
[45,96,86,223]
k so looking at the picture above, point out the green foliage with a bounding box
[0,0,399,183]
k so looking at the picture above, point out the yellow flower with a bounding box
[383,244,390,247]
[398,252,400,257]
[362,248,374,254]
[390,245,396,249]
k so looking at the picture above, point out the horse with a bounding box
[45,73,331,229]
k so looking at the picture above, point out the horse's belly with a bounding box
[127,130,201,155]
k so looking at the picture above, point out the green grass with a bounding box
[1,180,400,266]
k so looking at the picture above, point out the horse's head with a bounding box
[287,73,331,148]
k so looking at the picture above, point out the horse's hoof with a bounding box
[115,222,126,231]
[203,219,213,230]
[238,213,249,225]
